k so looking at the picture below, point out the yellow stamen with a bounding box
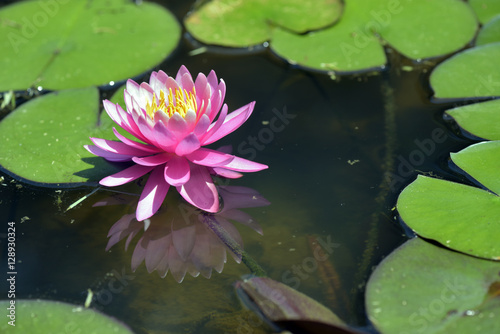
[146,87,197,119]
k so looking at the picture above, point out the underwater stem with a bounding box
[353,79,397,289]
[203,215,267,277]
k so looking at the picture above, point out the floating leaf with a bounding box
[397,153,500,260]
[0,87,125,185]
[0,0,180,91]
[476,16,500,46]
[470,0,500,24]
[184,0,342,47]
[446,99,500,140]
[366,238,500,334]
[0,299,134,333]
[451,141,500,195]
[270,0,477,73]
[235,276,359,334]
[430,42,500,100]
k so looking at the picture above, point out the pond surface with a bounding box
[0,0,475,333]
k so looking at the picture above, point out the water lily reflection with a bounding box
[100,186,269,283]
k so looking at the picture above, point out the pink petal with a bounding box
[132,153,171,166]
[193,114,211,137]
[184,109,197,128]
[84,144,134,162]
[207,91,220,121]
[179,72,195,94]
[136,166,170,221]
[194,72,208,100]
[153,109,169,125]
[175,134,201,156]
[139,82,155,109]
[100,164,154,187]
[152,120,177,151]
[126,79,140,101]
[165,76,180,92]
[122,92,150,143]
[167,113,189,138]
[175,65,191,83]
[200,104,228,145]
[136,116,158,146]
[186,148,233,167]
[90,137,150,156]
[176,164,219,212]
[164,156,190,186]
[151,70,169,92]
[203,101,255,145]
[206,70,218,95]
[218,155,268,172]
[211,167,243,179]
[112,128,162,154]
[103,100,128,132]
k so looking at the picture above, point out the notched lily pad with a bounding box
[430,42,500,100]
[0,0,180,91]
[0,299,134,333]
[470,0,500,24]
[366,238,500,334]
[270,0,477,74]
[0,87,126,186]
[184,0,343,47]
[397,158,500,260]
[446,99,500,140]
[476,15,500,46]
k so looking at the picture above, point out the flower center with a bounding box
[146,87,197,119]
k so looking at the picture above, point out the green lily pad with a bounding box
[109,84,126,110]
[0,87,124,186]
[476,16,500,46]
[397,171,500,260]
[184,0,342,48]
[0,299,134,333]
[430,42,500,100]
[270,0,477,73]
[0,0,180,91]
[451,141,500,195]
[470,0,500,24]
[366,238,500,334]
[446,99,500,140]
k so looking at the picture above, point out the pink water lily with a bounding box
[85,66,267,221]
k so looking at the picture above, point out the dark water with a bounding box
[0,1,476,333]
